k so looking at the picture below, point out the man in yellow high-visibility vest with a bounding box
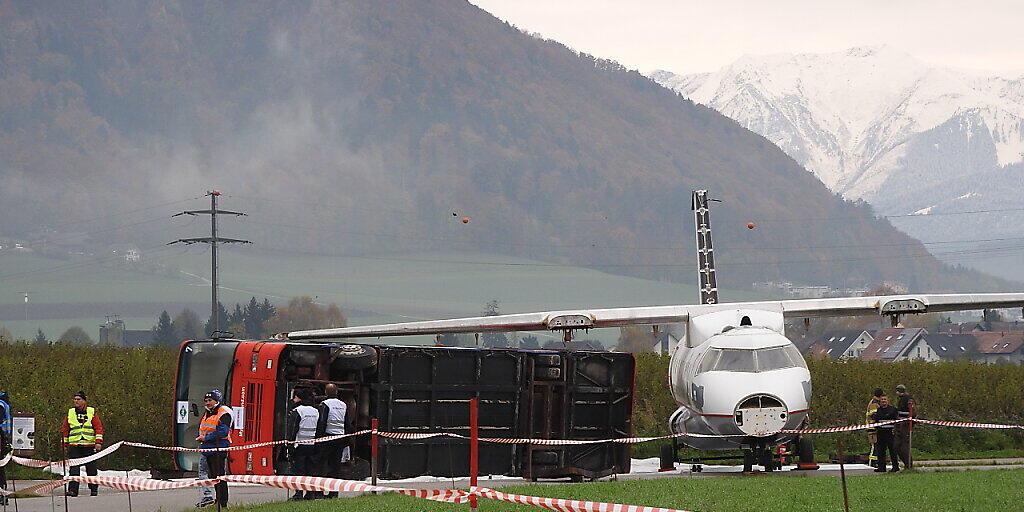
[61,391,104,497]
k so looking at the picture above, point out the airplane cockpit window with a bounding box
[697,345,807,374]
[756,346,793,371]
[714,349,756,372]
[783,344,808,369]
[698,348,722,373]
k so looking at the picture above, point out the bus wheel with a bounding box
[332,344,378,371]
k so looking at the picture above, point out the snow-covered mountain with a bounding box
[651,46,1024,280]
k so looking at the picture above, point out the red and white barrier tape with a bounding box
[5,441,124,470]
[14,474,692,511]
[68,475,220,492]
[222,475,470,503]
[123,429,370,452]
[474,486,693,512]
[914,419,1024,430]
[3,417,1021,470]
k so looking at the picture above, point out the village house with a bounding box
[806,330,873,359]
[912,333,976,361]
[971,332,1024,364]
[859,328,927,362]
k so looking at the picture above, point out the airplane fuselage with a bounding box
[667,308,811,450]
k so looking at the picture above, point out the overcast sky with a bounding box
[470,0,1024,75]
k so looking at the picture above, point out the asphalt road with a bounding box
[5,459,1023,512]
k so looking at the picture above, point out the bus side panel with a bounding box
[229,341,286,475]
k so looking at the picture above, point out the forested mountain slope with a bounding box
[0,0,1009,291]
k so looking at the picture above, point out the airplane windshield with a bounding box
[714,349,756,372]
[698,345,807,374]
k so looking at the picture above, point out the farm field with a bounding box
[228,469,1024,512]
[0,248,769,342]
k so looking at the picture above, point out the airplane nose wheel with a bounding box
[744,444,778,472]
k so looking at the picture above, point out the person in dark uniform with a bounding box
[871,394,900,472]
[287,388,320,500]
[317,384,348,498]
[894,384,915,469]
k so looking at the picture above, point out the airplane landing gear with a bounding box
[743,444,779,472]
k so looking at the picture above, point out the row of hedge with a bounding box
[633,353,1024,458]
[0,342,176,469]
[2,344,1021,470]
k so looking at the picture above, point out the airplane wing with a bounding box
[282,293,1024,340]
[282,305,691,340]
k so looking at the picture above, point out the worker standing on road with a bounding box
[62,391,103,497]
[196,390,231,508]
[894,384,915,469]
[317,384,348,498]
[871,394,900,473]
[865,388,883,468]
[288,388,320,500]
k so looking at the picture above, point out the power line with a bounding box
[241,216,1024,253]
[38,196,205,231]
[241,242,1024,271]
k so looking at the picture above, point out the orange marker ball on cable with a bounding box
[462,217,470,224]
[747,222,756,229]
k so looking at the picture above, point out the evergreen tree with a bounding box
[243,297,268,339]
[480,299,508,348]
[230,303,245,327]
[152,310,175,347]
[519,335,540,349]
[173,309,204,341]
[204,302,231,337]
[33,329,48,345]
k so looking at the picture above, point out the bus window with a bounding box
[174,341,237,471]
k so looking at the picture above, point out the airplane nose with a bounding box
[733,394,788,435]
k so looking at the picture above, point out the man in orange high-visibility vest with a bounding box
[61,391,104,497]
[196,389,231,508]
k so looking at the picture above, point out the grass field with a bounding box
[227,469,1024,512]
[0,248,769,341]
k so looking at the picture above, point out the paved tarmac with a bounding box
[4,458,1022,512]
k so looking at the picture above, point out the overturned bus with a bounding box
[172,340,636,480]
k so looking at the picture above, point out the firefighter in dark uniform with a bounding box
[871,394,900,472]
[894,384,915,469]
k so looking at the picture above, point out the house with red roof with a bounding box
[971,332,1024,364]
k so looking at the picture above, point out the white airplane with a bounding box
[282,191,1024,472]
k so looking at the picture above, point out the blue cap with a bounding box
[204,389,223,403]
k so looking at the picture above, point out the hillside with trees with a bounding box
[0,0,1010,292]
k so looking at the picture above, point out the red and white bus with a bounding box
[173,339,635,480]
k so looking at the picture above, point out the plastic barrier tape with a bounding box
[17,474,691,511]
[3,417,1021,469]
[222,475,470,503]
[474,486,694,512]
